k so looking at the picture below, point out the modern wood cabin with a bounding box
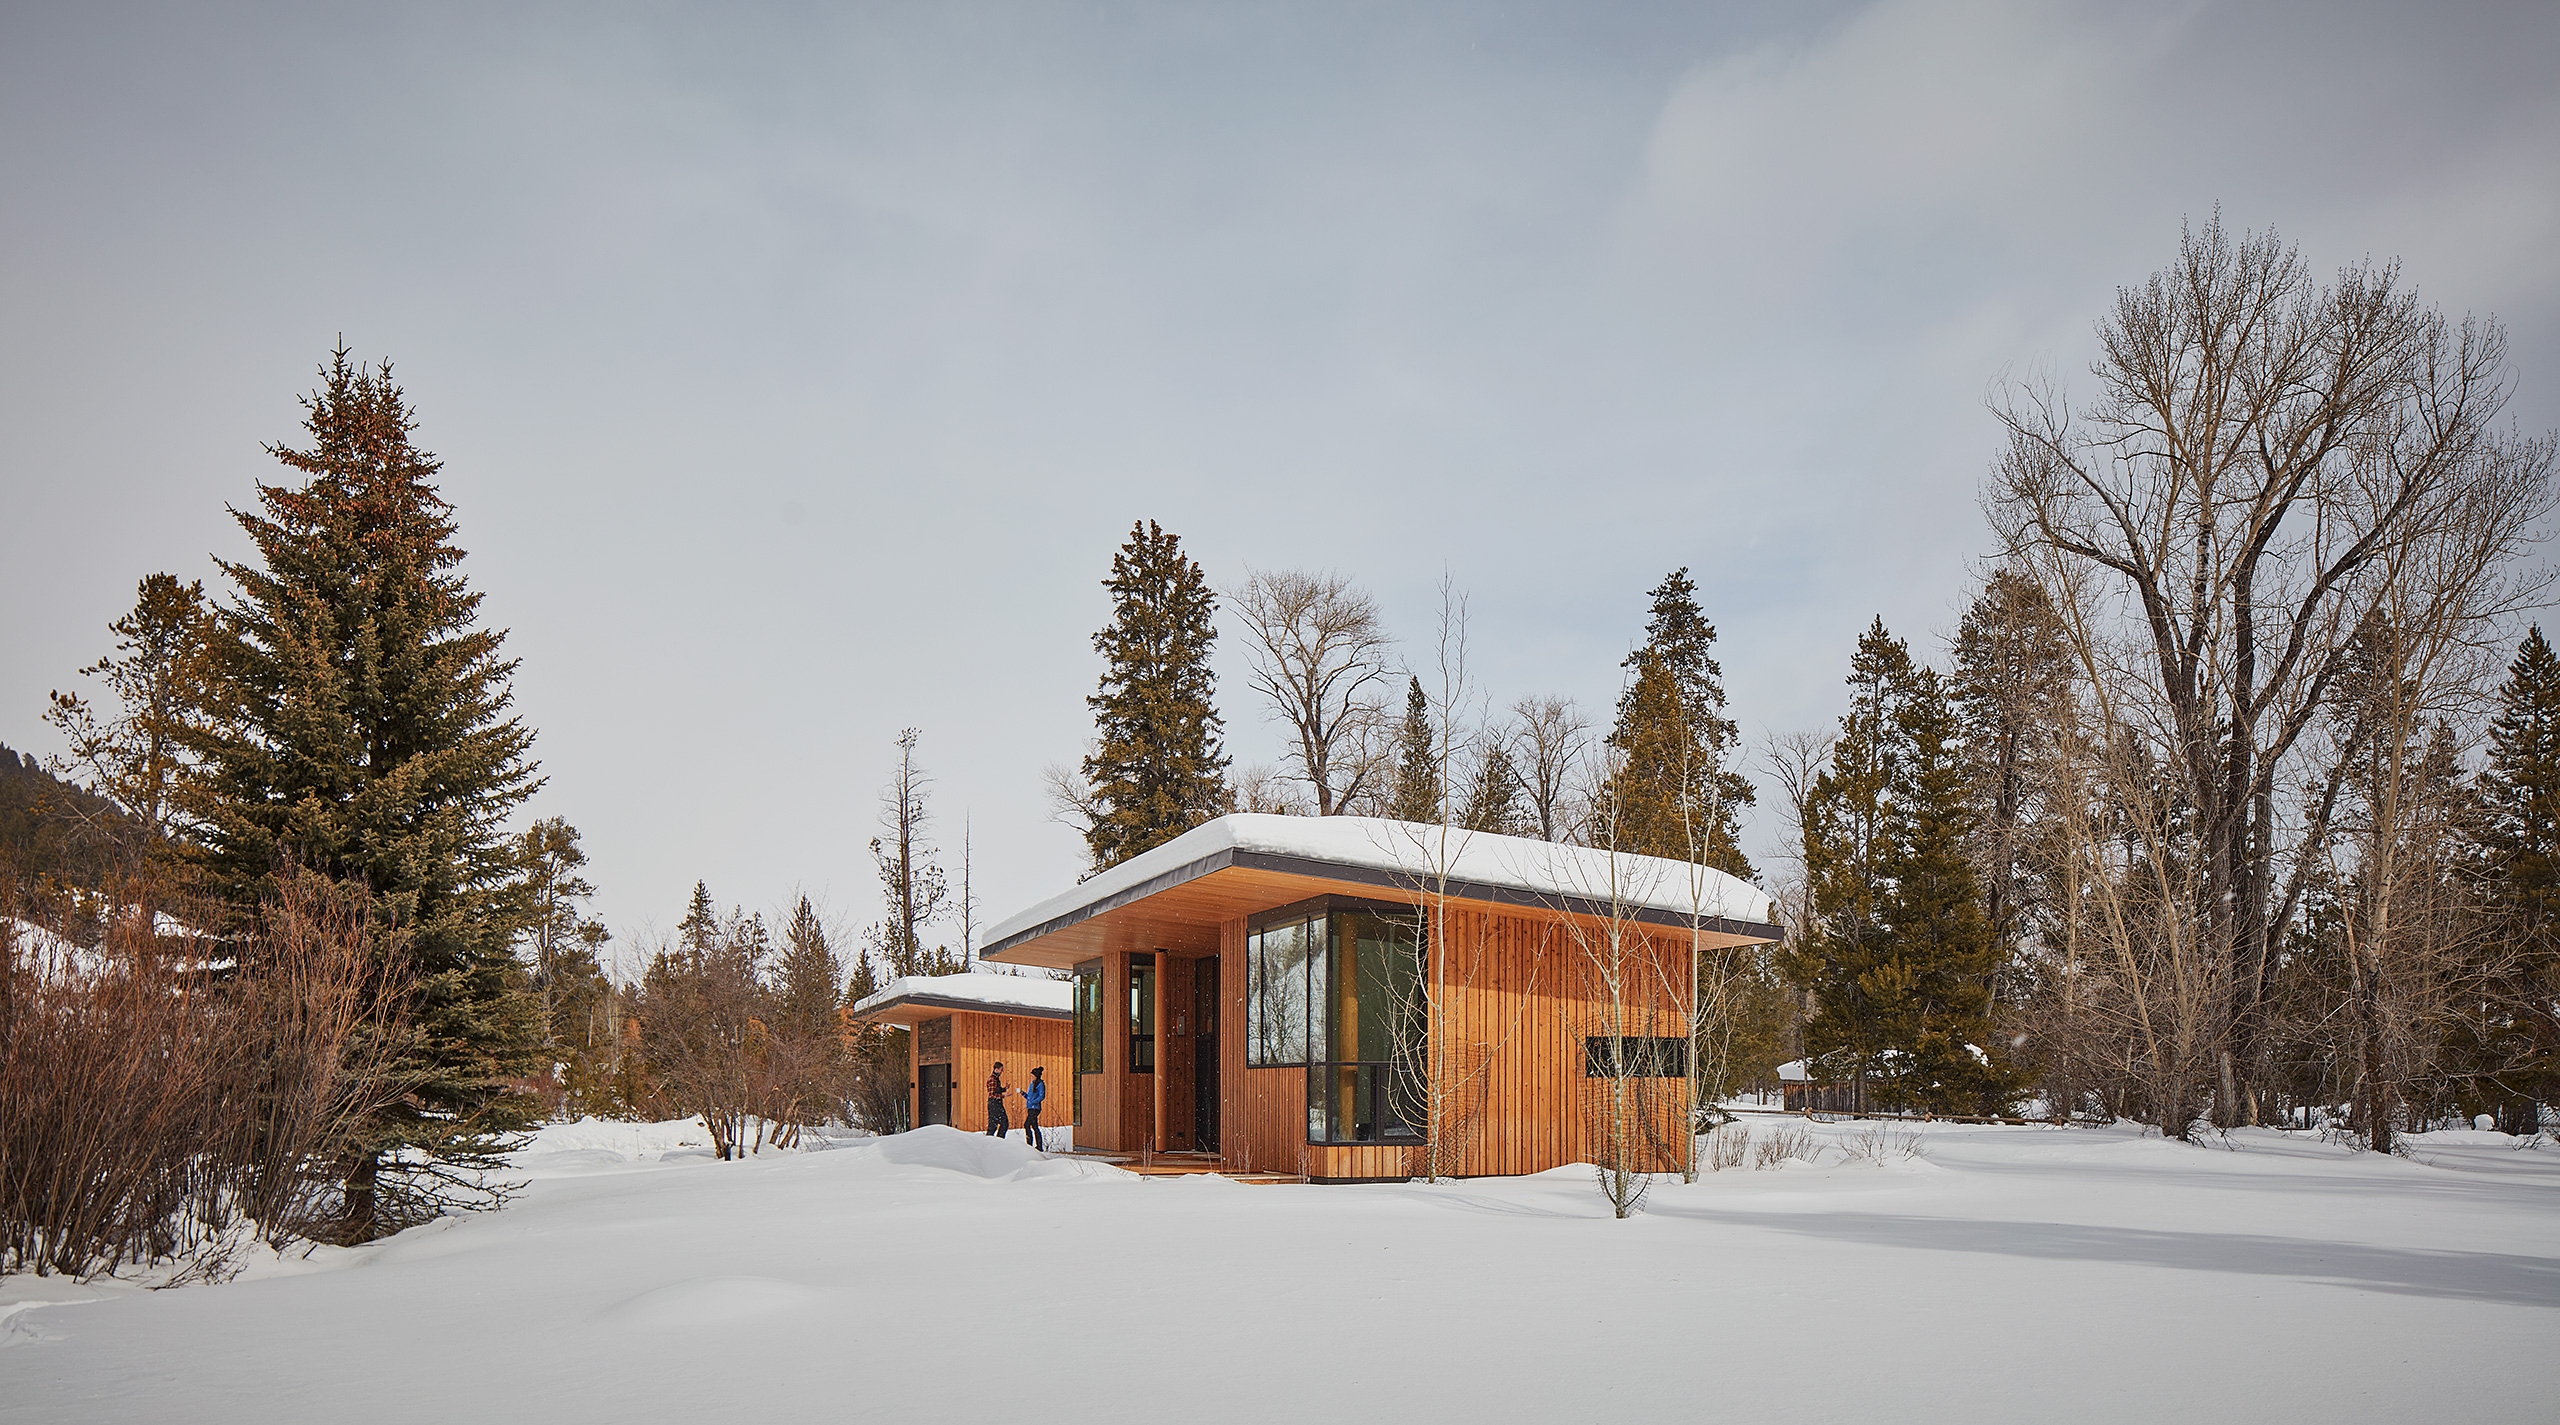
[979,814,1784,1182]
[848,973,1073,1134]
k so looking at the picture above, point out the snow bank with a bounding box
[986,813,1777,950]
[10,1118,2555,1424]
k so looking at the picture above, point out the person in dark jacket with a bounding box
[985,1062,1009,1138]
[1022,1066,1048,1152]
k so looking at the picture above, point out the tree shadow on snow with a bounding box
[1666,1208,2560,1308]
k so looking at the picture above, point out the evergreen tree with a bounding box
[775,895,845,1042]
[1790,622,2017,1115]
[1787,620,1910,1104]
[1080,520,1230,869]
[1597,569,1753,874]
[677,880,719,957]
[1461,745,1526,836]
[186,346,542,1239]
[1875,667,2007,1114]
[516,817,613,1113]
[44,572,213,849]
[1387,676,1441,824]
[2464,628,2560,1132]
[1950,569,2073,962]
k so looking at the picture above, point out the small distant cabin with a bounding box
[977,813,1784,1182]
[1776,1059,1858,1114]
[848,972,1073,1134]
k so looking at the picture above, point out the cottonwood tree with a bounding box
[1508,695,1589,842]
[1988,215,2557,1129]
[1230,568,1395,816]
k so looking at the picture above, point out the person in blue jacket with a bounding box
[1022,1066,1048,1152]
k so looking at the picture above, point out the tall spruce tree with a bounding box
[187,346,542,1239]
[1950,569,2073,963]
[2466,627,2560,1132]
[1597,569,1753,874]
[1875,666,2007,1114]
[1081,521,1230,869]
[1387,676,1441,824]
[776,895,846,1042]
[1461,745,1526,835]
[1788,619,1910,1105]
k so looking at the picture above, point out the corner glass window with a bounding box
[1309,911,1425,1145]
[1246,915,1321,1067]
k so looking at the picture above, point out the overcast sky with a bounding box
[6,1,2556,967]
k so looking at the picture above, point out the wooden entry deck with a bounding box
[1063,1149,1303,1185]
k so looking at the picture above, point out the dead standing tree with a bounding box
[1230,569,1396,817]
[1987,213,2555,1128]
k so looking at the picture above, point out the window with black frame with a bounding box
[1072,963,1102,1124]
[1245,915,1319,1067]
[1309,910,1425,1145]
[1582,1036,1691,1079]
[1243,901,1427,1143]
[1128,958,1156,1074]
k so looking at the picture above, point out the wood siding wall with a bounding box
[905,1010,1072,1136]
[1212,900,1693,1180]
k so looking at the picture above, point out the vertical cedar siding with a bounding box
[903,1009,1073,1136]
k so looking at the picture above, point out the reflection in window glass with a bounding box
[1129,961,1156,1073]
[1307,911,1425,1145]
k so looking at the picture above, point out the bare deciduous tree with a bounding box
[1987,213,2555,1129]
[1508,695,1589,842]
[1230,568,1396,816]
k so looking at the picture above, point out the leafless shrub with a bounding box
[1839,1124,1924,1164]
[2,861,404,1279]
[1756,1127,1815,1168]
[1705,1124,1750,1172]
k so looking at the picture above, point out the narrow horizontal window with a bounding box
[1583,1036,1691,1079]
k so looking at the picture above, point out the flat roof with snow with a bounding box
[847,972,1073,1027]
[981,814,1783,969]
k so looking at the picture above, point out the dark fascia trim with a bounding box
[980,846,1782,958]
[864,992,1072,1023]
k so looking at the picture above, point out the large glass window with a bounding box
[1311,911,1425,1145]
[1072,962,1102,1127]
[1128,959,1156,1074]
[1245,901,1426,1143]
[1246,915,1320,1066]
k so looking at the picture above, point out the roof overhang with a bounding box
[848,991,1072,1028]
[982,844,1784,970]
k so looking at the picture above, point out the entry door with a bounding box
[919,1064,951,1126]
[1193,958,1219,1151]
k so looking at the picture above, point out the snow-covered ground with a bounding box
[4,1115,2552,1423]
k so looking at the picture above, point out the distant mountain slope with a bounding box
[0,739,144,887]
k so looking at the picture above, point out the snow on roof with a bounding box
[1775,1059,1812,1083]
[984,813,1779,951]
[848,971,1072,1020]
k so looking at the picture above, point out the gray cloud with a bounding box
[4,1,2553,953]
